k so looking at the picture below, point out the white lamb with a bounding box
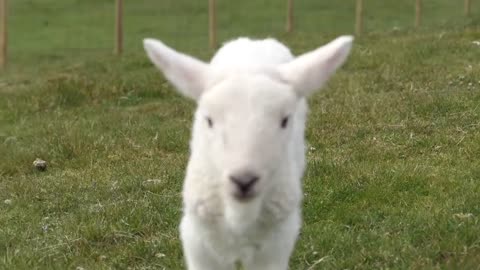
[143,35,353,270]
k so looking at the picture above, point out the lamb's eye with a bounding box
[281,116,289,129]
[206,117,213,128]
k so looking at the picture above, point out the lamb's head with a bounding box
[144,36,353,203]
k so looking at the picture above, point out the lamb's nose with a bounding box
[229,171,259,197]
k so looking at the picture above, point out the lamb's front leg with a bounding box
[245,256,290,270]
[244,212,301,270]
[243,239,294,270]
[180,215,234,270]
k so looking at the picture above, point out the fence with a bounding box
[1,0,7,69]
[0,0,477,70]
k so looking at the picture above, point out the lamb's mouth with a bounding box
[232,190,257,202]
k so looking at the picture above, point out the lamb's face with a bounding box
[197,74,299,201]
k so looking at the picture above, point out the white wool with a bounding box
[144,35,353,269]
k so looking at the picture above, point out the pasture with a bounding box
[1,0,480,269]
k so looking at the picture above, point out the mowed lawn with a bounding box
[1,0,480,269]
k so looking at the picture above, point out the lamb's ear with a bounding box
[143,38,209,100]
[278,35,353,96]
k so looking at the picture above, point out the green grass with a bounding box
[1,0,480,269]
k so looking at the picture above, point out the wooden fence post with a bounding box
[209,0,217,49]
[0,0,7,69]
[115,0,123,55]
[355,0,363,36]
[465,0,472,16]
[415,0,422,28]
[286,0,294,33]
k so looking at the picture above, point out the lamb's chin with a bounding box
[223,197,263,233]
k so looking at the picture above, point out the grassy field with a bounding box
[1,0,480,269]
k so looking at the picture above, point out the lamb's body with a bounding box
[143,35,353,270]
[182,39,305,269]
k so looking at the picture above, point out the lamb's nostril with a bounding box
[229,172,260,193]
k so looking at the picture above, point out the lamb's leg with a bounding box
[243,240,293,270]
[182,248,231,270]
[244,257,290,270]
[244,212,301,270]
[180,215,234,270]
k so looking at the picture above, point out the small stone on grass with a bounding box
[155,253,166,258]
[33,158,47,171]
